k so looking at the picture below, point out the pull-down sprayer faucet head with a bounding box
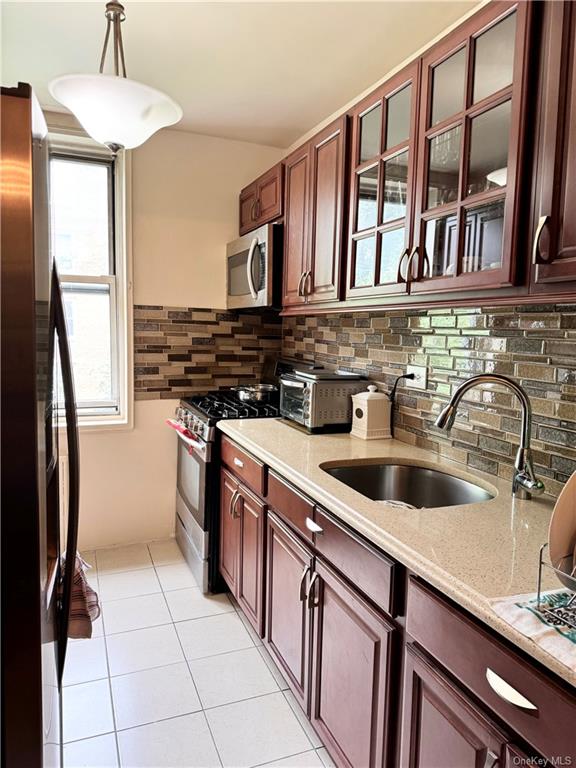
[434,374,545,500]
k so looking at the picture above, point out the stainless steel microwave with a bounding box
[226,222,282,310]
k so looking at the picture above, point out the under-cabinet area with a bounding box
[218,427,576,768]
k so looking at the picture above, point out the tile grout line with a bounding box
[148,543,226,768]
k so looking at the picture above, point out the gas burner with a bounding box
[181,388,279,424]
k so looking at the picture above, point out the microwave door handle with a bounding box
[282,380,306,389]
[246,238,259,299]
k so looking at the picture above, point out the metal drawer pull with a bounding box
[299,565,311,601]
[229,489,240,517]
[485,668,538,711]
[305,517,323,534]
[233,457,244,468]
[483,750,499,768]
[297,271,306,297]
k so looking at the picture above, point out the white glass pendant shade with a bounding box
[49,73,182,151]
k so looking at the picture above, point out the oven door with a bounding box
[176,433,211,550]
[226,224,270,309]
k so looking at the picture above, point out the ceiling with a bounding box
[2,1,480,148]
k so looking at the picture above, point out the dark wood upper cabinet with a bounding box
[410,1,532,295]
[310,558,396,768]
[530,0,576,294]
[401,645,511,768]
[265,511,314,712]
[282,116,348,307]
[282,146,310,307]
[239,163,283,236]
[346,62,420,299]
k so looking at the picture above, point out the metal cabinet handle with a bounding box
[405,246,419,282]
[250,200,257,221]
[299,565,311,601]
[304,270,312,296]
[483,750,499,768]
[297,271,306,297]
[396,247,411,283]
[306,572,320,608]
[421,249,431,279]
[233,457,244,468]
[532,215,549,264]
[255,198,261,220]
[229,489,240,517]
[305,517,323,534]
[232,492,242,519]
[485,669,538,712]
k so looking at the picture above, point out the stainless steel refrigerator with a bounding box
[1,83,80,768]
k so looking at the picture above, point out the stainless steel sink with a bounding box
[322,463,494,508]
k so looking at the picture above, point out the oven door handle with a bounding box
[281,379,306,389]
[166,419,208,460]
[246,238,259,299]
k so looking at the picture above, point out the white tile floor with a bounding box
[64,540,333,768]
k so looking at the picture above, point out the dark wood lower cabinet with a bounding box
[236,486,265,635]
[400,645,530,768]
[310,558,396,768]
[219,468,265,635]
[220,468,240,594]
[265,511,314,712]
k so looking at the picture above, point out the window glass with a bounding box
[431,48,466,126]
[462,200,504,273]
[356,166,378,231]
[359,104,382,163]
[386,85,411,149]
[427,125,461,208]
[473,13,516,104]
[425,214,458,278]
[467,101,511,196]
[379,227,405,284]
[354,236,376,287]
[50,158,112,275]
[382,150,409,222]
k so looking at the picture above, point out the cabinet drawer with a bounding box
[406,579,576,761]
[221,437,266,496]
[314,507,396,617]
[266,471,314,543]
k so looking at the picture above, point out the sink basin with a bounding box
[322,463,494,508]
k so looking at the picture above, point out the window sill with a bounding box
[58,415,134,435]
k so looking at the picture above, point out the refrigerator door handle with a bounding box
[52,265,80,682]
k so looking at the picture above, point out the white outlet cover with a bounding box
[406,365,427,390]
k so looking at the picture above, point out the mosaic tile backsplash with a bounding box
[282,304,576,497]
[134,306,282,400]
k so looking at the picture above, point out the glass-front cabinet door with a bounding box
[410,1,531,294]
[346,62,419,298]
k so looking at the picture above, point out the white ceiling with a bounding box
[1,1,479,148]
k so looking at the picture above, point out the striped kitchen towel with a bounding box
[66,555,101,639]
[490,590,576,672]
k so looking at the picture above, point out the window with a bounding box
[49,134,131,426]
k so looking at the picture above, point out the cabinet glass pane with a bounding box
[379,227,405,284]
[431,48,466,126]
[359,104,382,163]
[473,13,516,104]
[354,236,376,287]
[427,125,461,209]
[356,166,378,231]
[386,85,411,149]
[467,101,511,196]
[382,150,409,223]
[462,200,504,273]
[425,215,458,278]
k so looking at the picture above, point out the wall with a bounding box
[78,129,282,550]
[283,304,576,499]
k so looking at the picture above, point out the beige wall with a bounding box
[77,129,282,550]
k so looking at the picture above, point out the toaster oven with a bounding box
[280,369,366,432]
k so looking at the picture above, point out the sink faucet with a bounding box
[434,374,545,500]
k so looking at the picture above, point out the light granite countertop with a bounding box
[217,417,575,690]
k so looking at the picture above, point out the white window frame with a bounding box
[49,127,133,430]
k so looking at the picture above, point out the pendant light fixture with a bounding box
[49,2,182,153]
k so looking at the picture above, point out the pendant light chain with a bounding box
[98,2,127,78]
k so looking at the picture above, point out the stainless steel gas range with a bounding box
[166,389,279,592]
